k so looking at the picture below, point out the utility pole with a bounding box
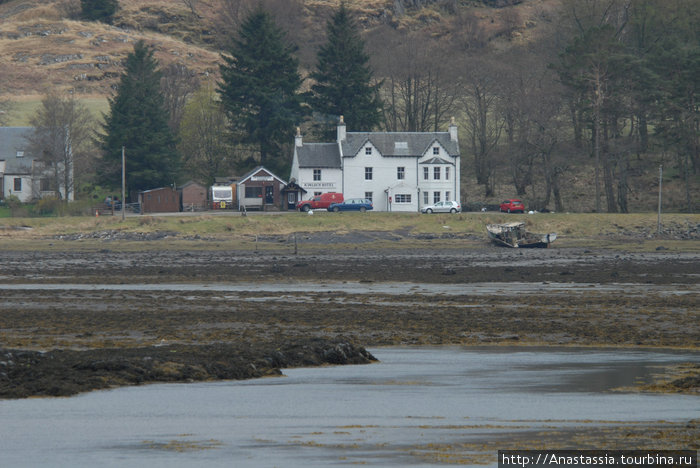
[657,165,662,234]
[121,146,126,221]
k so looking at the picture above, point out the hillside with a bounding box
[0,0,697,213]
[0,1,222,98]
[0,0,557,99]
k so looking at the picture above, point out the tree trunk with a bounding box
[616,152,629,213]
[601,120,617,213]
[593,117,602,212]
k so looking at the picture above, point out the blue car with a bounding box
[328,198,373,212]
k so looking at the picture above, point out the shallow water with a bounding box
[0,281,697,296]
[1,347,697,467]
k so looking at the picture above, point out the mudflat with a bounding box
[1,229,698,399]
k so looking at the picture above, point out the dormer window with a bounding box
[16,151,24,158]
[432,147,439,155]
[365,147,372,155]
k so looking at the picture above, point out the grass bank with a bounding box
[1,211,698,252]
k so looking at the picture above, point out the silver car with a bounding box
[421,201,461,214]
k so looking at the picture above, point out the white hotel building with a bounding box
[290,117,460,212]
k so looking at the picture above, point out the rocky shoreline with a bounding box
[0,339,375,399]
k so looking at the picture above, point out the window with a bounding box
[397,167,405,180]
[365,192,373,202]
[365,167,373,180]
[445,167,450,180]
[434,167,441,180]
[365,147,372,155]
[245,186,263,198]
[423,192,429,205]
[16,151,24,158]
[433,191,440,203]
[423,167,429,180]
[433,147,439,155]
[313,169,321,181]
[13,178,22,191]
[40,178,50,191]
[314,192,322,196]
[445,191,451,201]
[395,194,411,203]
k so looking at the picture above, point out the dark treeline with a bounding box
[364,0,698,212]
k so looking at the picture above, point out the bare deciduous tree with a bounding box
[371,28,460,132]
[178,86,232,186]
[461,59,507,197]
[452,9,488,51]
[0,98,12,127]
[160,63,200,134]
[27,93,95,201]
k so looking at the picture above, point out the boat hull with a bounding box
[486,223,556,248]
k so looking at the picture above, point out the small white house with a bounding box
[0,127,74,202]
[290,128,343,196]
[290,118,460,212]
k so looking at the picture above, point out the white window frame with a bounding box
[434,167,441,180]
[397,167,405,180]
[313,169,321,181]
[395,194,411,203]
[365,167,373,180]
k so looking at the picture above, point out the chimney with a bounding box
[295,127,302,147]
[449,116,458,142]
[337,115,346,142]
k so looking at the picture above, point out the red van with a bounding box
[296,193,344,212]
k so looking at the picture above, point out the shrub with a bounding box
[36,197,62,216]
[4,195,28,217]
[81,0,118,24]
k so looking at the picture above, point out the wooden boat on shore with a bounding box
[486,222,556,248]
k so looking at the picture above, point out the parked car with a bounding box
[421,201,461,214]
[296,192,343,212]
[500,199,525,213]
[328,198,373,212]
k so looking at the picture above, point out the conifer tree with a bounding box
[218,8,306,173]
[81,0,118,24]
[98,40,179,199]
[310,2,382,139]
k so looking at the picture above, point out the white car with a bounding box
[421,201,461,214]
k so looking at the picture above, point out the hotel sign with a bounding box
[302,182,336,188]
[251,176,274,182]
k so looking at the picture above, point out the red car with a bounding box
[500,199,525,213]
